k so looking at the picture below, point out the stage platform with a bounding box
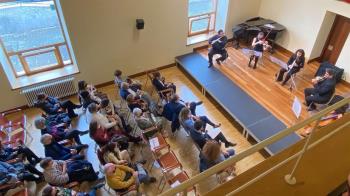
[175,52,301,155]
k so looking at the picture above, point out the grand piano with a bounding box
[232,17,286,52]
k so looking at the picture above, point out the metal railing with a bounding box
[161,97,350,195]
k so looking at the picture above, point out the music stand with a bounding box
[269,56,297,91]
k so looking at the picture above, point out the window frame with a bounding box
[0,0,73,77]
[187,0,218,37]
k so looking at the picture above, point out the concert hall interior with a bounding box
[0,0,350,196]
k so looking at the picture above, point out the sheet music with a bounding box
[292,97,302,119]
[170,180,181,188]
[270,56,288,70]
[207,128,221,139]
[149,137,160,150]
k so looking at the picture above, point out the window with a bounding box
[0,0,73,77]
[188,0,217,37]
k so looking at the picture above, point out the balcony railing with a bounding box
[161,97,350,195]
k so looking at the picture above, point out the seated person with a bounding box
[79,90,99,109]
[304,69,336,111]
[0,161,43,185]
[34,93,81,118]
[276,49,305,85]
[0,140,41,165]
[40,157,99,186]
[114,69,142,91]
[104,163,156,191]
[86,103,118,130]
[34,117,89,145]
[126,94,147,112]
[42,183,104,196]
[179,108,235,148]
[100,98,127,131]
[193,120,235,149]
[101,142,130,165]
[133,108,165,134]
[77,80,102,104]
[199,140,235,172]
[89,121,119,147]
[152,71,176,94]
[120,83,153,106]
[40,134,87,161]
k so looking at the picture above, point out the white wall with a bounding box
[258,0,350,81]
[0,0,262,111]
[337,35,350,81]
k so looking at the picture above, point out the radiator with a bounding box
[20,76,77,107]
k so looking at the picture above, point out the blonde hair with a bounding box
[202,140,221,162]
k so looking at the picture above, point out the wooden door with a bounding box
[321,15,350,64]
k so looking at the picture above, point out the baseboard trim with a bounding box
[308,57,321,64]
[340,79,350,88]
[274,43,293,56]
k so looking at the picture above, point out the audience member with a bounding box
[199,140,235,172]
[104,163,156,191]
[0,140,41,165]
[100,142,130,165]
[40,157,99,186]
[0,161,43,184]
[152,71,176,94]
[34,93,81,118]
[180,108,235,148]
[114,70,142,91]
[78,80,101,104]
[133,108,165,132]
[162,94,203,133]
[34,117,88,145]
[40,134,87,161]
[42,183,104,196]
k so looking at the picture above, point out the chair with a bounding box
[113,184,138,196]
[146,71,174,104]
[160,170,196,194]
[0,109,32,145]
[155,150,183,192]
[0,181,25,196]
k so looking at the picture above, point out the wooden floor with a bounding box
[6,67,265,196]
[198,46,350,130]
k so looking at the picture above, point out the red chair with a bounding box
[163,171,196,195]
[0,109,32,145]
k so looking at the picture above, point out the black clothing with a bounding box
[304,78,336,109]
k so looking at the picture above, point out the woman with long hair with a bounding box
[276,49,305,85]
[199,140,235,172]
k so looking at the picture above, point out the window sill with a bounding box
[9,65,80,90]
[186,32,216,46]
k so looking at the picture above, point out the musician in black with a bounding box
[208,30,228,68]
[248,31,269,69]
[304,69,336,111]
[276,49,305,85]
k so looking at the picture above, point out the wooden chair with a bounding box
[146,70,174,104]
[0,109,32,145]
[161,171,197,195]
[0,181,25,196]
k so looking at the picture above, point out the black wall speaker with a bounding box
[136,19,144,30]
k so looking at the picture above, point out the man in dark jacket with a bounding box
[34,93,81,118]
[40,134,87,160]
[304,69,336,111]
[208,29,228,68]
